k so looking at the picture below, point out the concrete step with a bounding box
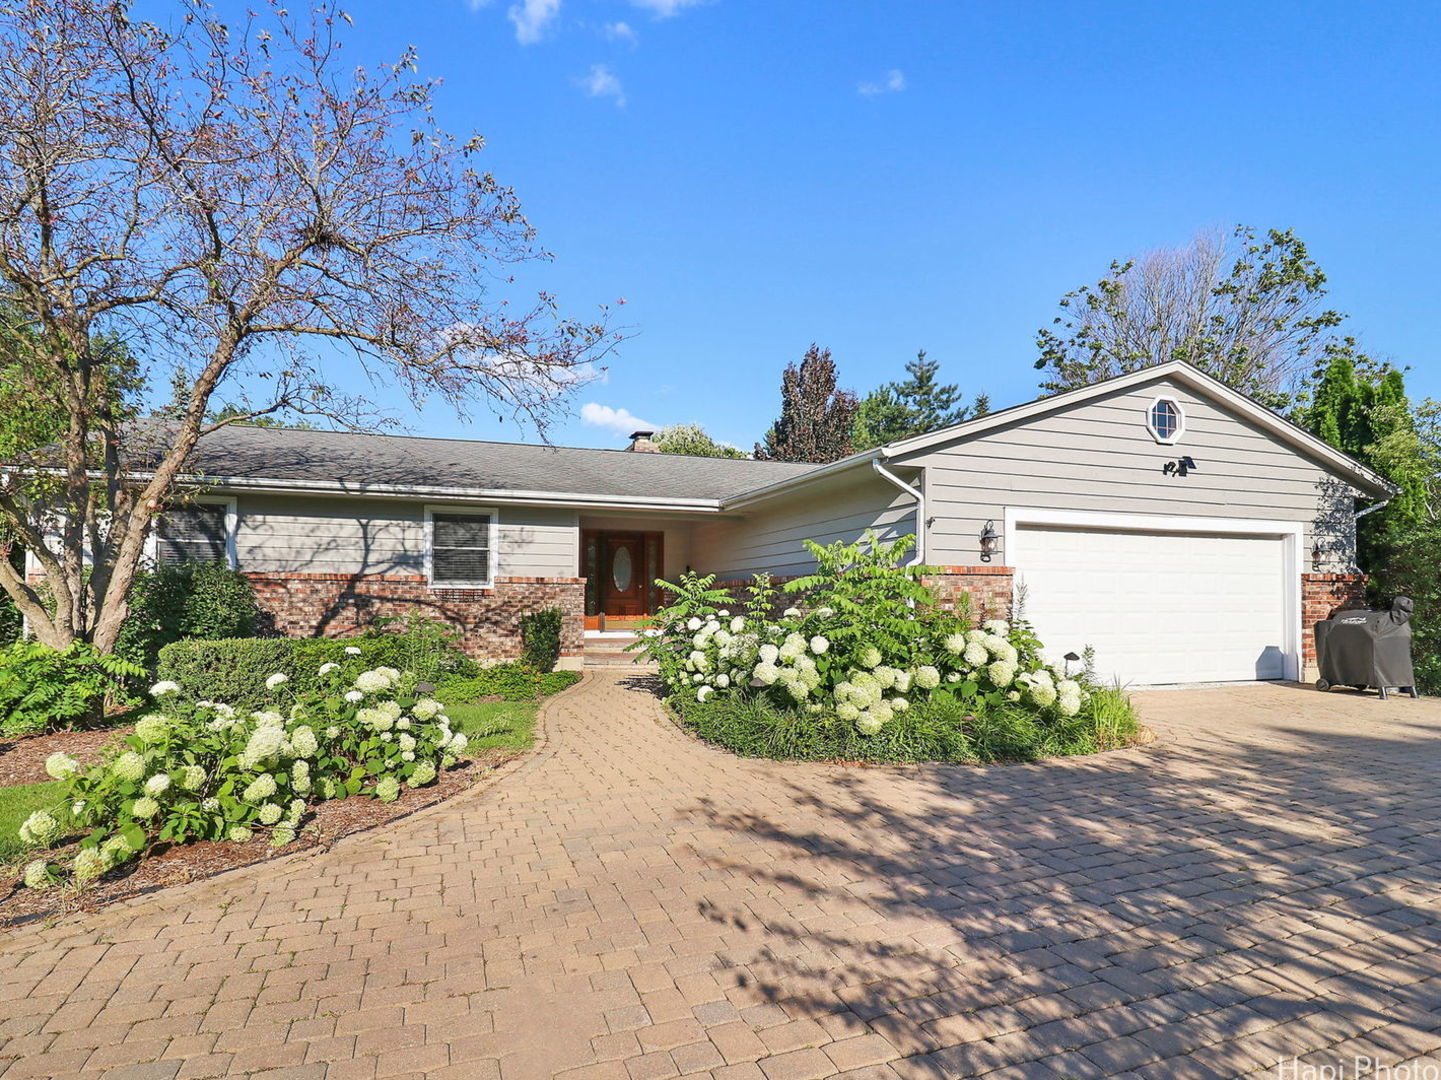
[583,634,655,668]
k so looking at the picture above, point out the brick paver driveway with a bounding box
[3,673,1440,1080]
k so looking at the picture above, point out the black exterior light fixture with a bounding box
[979,520,999,562]
[1162,456,1198,477]
[1312,541,1324,572]
[1062,651,1081,676]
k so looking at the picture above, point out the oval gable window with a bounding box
[611,546,633,592]
[1146,397,1184,444]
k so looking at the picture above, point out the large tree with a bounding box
[754,345,857,463]
[0,0,609,653]
[1035,226,1344,407]
[654,424,747,459]
[853,350,988,451]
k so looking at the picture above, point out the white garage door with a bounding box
[1012,523,1293,686]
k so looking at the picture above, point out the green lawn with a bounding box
[0,781,61,864]
[443,701,538,752]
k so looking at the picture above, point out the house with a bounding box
[153,360,1394,686]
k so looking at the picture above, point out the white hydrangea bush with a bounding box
[637,550,1094,742]
[17,661,470,891]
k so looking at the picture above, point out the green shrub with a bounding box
[115,561,261,673]
[0,641,147,737]
[156,638,301,707]
[520,608,563,673]
[16,659,472,891]
[157,616,480,706]
[435,662,580,703]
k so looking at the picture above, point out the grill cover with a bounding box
[1315,598,1417,697]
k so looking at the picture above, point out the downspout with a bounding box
[1347,496,1392,574]
[872,457,925,565]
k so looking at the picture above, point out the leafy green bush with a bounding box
[16,659,472,891]
[115,561,262,673]
[0,641,147,737]
[157,616,480,706]
[520,608,563,673]
[434,662,580,703]
[1368,521,1440,694]
[632,531,1141,763]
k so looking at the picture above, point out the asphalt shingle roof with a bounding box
[177,425,821,502]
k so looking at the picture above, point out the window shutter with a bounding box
[431,512,492,585]
[157,504,229,565]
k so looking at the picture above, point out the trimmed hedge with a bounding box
[519,608,563,673]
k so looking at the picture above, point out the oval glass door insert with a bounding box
[611,546,633,592]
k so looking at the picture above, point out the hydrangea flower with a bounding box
[943,633,967,655]
[243,774,278,803]
[144,774,171,797]
[758,643,780,664]
[373,777,401,802]
[270,827,296,847]
[44,752,80,781]
[228,825,253,843]
[987,660,1017,688]
[730,616,746,633]
[983,619,1010,637]
[697,685,714,702]
[752,662,779,686]
[201,798,221,813]
[149,680,180,697]
[963,641,989,667]
[783,607,801,618]
[112,751,146,782]
[891,697,910,712]
[344,645,362,655]
[22,859,53,890]
[353,670,393,693]
[288,799,305,823]
[686,617,703,631]
[19,810,59,846]
[914,666,941,690]
[837,702,861,722]
[448,733,469,757]
[132,796,160,819]
[810,636,829,655]
[398,733,416,753]
[240,726,286,769]
[258,803,283,826]
[858,646,882,669]
[412,699,443,721]
[345,691,364,703]
[101,835,135,864]
[179,765,206,791]
[409,762,437,788]
[1029,683,1058,708]
[265,673,289,689]
[291,726,318,757]
[318,662,340,675]
[73,848,108,884]
[856,715,885,736]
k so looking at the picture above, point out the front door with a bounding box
[581,529,665,629]
[601,534,645,616]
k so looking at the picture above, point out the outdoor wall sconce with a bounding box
[979,520,999,563]
[1312,542,1324,572]
[1162,456,1197,477]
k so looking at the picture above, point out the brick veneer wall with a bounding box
[714,566,1016,626]
[923,566,1015,623]
[247,573,586,661]
[1302,572,1368,673]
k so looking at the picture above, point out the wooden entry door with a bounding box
[582,530,664,629]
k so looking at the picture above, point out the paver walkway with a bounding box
[3,672,1441,1080]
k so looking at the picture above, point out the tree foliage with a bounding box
[1035,226,1344,407]
[654,423,747,459]
[0,0,609,653]
[1294,341,1432,565]
[853,350,989,451]
[754,345,857,463]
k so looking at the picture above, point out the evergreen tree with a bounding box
[754,345,858,463]
[853,350,989,451]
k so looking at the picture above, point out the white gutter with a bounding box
[871,458,925,565]
[1353,496,1391,522]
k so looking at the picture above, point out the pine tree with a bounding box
[754,345,858,463]
[852,350,989,451]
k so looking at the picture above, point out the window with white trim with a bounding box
[155,500,235,567]
[1146,397,1184,444]
[427,508,496,587]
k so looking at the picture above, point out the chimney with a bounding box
[626,430,659,453]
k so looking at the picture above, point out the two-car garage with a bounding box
[1007,510,1302,687]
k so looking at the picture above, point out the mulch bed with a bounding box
[0,725,136,787]
[0,745,523,929]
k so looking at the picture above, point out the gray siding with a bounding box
[690,470,917,580]
[234,494,579,578]
[894,376,1361,570]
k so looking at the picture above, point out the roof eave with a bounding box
[720,449,883,509]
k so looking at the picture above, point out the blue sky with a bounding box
[223,1,1441,448]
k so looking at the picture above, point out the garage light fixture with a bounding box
[979,520,999,562]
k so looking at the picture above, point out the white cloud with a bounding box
[508,0,561,44]
[858,69,906,97]
[581,402,655,435]
[578,64,627,106]
[630,0,704,18]
[604,20,638,44]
